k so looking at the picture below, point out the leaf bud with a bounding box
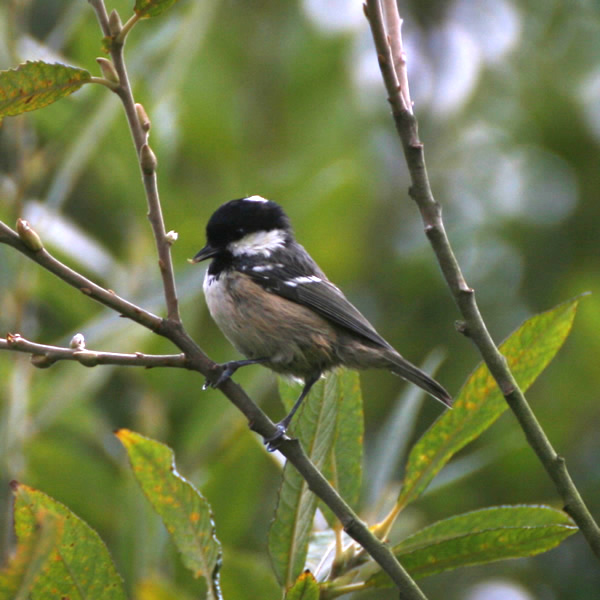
[73,350,100,367]
[31,354,55,369]
[135,103,151,132]
[96,57,119,84]
[16,219,43,252]
[165,230,178,245]
[108,9,123,36]
[70,333,86,350]
[140,143,157,174]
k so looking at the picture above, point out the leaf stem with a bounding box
[88,75,119,90]
[116,13,142,44]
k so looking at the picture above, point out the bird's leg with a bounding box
[265,373,320,452]
[203,357,270,389]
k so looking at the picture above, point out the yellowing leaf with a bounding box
[0,61,91,119]
[116,429,222,599]
[398,296,581,508]
[12,483,126,600]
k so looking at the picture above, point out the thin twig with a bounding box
[366,0,600,561]
[90,0,181,322]
[0,334,188,369]
[0,220,163,333]
[381,0,412,112]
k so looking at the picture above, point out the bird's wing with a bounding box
[239,245,391,349]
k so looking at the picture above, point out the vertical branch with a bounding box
[365,0,600,561]
[87,0,181,323]
[382,0,412,112]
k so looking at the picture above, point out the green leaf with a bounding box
[12,483,127,600]
[397,297,581,508]
[319,370,364,526]
[0,61,91,119]
[0,507,62,600]
[270,375,339,587]
[116,429,222,599]
[134,0,180,18]
[367,505,577,585]
[285,570,320,600]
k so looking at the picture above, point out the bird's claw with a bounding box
[264,423,289,452]
[202,363,236,390]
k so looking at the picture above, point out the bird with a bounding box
[192,195,451,449]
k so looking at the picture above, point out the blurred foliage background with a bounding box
[1,0,599,598]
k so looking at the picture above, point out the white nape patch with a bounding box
[284,275,322,288]
[229,229,286,257]
[244,195,268,203]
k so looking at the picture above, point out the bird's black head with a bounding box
[193,196,292,263]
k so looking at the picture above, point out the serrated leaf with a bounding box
[12,483,127,600]
[367,505,577,585]
[116,429,222,599]
[0,61,91,119]
[285,570,320,600]
[397,297,581,508]
[134,0,180,18]
[270,375,339,587]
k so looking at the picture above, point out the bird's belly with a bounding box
[204,271,337,377]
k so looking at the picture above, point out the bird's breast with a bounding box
[203,269,337,377]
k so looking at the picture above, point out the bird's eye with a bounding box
[236,227,245,236]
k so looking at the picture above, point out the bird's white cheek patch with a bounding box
[229,229,287,257]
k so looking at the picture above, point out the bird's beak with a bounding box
[190,244,218,263]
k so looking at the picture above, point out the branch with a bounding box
[365,0,600,561]
[381,0,412,112]
[0,220,163,333]
[88,0,180,322]
[1,334,187,369]
[2,203,424,599]
[278,439,428,599]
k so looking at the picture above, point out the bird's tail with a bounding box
[385,350,452,408]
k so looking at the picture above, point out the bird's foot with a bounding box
[263,423,289,452]
[202,361,240,390]
[203,357,269,390]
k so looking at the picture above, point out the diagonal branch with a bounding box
[0,220,163,332]
[1,217,428,599]
[365,0,600,561]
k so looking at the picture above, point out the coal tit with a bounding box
[193,196,451,448]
